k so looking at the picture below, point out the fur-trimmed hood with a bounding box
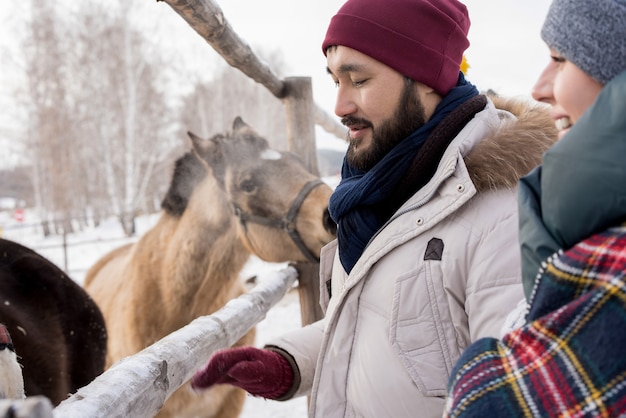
[465,94,558,192]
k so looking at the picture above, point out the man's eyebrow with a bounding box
[326,63,367,76]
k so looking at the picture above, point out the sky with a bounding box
[0,0,552,164]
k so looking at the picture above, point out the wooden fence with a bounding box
[2,0,344,416]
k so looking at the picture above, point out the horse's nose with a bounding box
[323,208,337,236]
[0,324,14,350]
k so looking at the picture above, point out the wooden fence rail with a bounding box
[41,267,295,418]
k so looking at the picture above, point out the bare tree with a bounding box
[19,0,177,236]
[21,0,77,235]
[72,0,175,235]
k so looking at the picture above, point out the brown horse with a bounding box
[0,238,107,405]
[84,117,336,418]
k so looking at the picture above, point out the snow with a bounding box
[1,210,309,417]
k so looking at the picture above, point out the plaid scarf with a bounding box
[444,225,626,418]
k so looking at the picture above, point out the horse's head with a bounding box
[164,117,337,263]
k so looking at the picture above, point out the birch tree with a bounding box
[69,0,175,235]
[22,0,76,235]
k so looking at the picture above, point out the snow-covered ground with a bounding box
[0,209,309,417]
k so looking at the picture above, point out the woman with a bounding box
[444,0,626,416]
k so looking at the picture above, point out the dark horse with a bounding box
[0,238,107,405]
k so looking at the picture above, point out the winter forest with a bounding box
[0,0,334,238]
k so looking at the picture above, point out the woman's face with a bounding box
[532,48,604,139]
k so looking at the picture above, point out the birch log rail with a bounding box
[52,267,298,418]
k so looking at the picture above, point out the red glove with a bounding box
[191,346,294,400]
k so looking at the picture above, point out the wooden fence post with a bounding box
[283,76,324,326]
[283,77,319,175]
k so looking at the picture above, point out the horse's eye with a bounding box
[240,178,256,193]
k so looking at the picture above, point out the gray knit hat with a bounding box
[541,0,626,84]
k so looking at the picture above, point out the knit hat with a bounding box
[541,0,626,84]
[322,0,470,96]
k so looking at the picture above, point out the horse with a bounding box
[83,116,337,418]
[0,238,107,405]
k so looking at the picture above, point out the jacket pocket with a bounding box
[389,258,456,397]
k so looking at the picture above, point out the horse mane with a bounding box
[160,151,208,217]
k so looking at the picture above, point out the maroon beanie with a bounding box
[322,0,471,96]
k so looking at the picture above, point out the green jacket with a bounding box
[519,70,626,300]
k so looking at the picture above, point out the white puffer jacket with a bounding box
[267,96,556,418]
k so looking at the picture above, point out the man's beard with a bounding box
[343,81,427,172]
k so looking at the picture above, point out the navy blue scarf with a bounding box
[329,73,479,274]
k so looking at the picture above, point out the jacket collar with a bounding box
[464,94,557,193]
[403,94,557,211]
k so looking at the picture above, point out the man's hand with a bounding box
[191,346,294,400]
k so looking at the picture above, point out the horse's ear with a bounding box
[232,117,260,139]
[187,131,203,146]
[187,131,223,176]
[232,116,248,131]
[188,131,215,155]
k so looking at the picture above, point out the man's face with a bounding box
[326,46,426,171]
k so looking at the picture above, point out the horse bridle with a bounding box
[231,178,325,263]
